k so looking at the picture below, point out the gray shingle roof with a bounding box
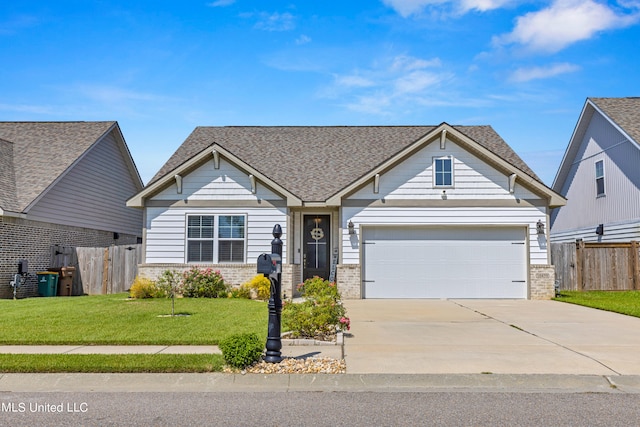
[149,125,540,202]
[0,121,116,212]
[590,97,640,145]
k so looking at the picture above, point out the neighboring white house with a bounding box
[128,123,565,300]
[551,97,640,243]
[0,121,144,298]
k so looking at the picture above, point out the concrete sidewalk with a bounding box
[0,341,342,359]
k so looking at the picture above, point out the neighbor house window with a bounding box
[595,160,605,197]
[434,156,453,187]
[186,215,246,263]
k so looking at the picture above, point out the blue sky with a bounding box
[2,0,639,186]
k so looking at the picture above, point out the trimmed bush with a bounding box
[283,276,350,340]
[242,274,272,300]
[182,268,228,298]
[219,333,263,369]
[129,277,159,299]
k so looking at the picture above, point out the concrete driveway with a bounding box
[343,299,640,375]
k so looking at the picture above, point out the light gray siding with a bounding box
[551,110,640,240]
[26,132,143,236]
[144,206,287,264]
[348,139,539,200]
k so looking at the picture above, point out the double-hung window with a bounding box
[595,160,605,197]
[187,215,246,263]
[434,156,453,187]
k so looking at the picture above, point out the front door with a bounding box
[303,215,331,280]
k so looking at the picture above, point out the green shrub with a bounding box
[283,277,350,340]
[182,267,228,298]
[243,274,272,300]
[218,333,263,369]
[230,285,252,299]
[129,276,159,299]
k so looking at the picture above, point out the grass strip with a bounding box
[554,290,640,318]
[0,354,225,373]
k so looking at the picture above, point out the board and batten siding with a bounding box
[341,206,548,265]
[341,138,549,265]
[25,131,142,235]
[151,158,281,201]
[144,206,287,264]
[145,157,287,264]
[348,139,540,201]
[551,111,640,239]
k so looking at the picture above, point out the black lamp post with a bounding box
[264,224,283,363]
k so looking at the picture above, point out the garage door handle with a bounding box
[512,280,526,282]
[511,242,525,245]
[362,280,375,283]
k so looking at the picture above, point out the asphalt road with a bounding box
[2,391,640,426]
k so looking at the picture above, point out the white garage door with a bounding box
[362,226,527,299]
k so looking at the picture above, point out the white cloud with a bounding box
[391,55,441,71]
[509,62,580,82]
[381,0,448,17]
[295,34,311,45]
[207,0,235,7]
[324,54,451,115]
[458,0,514,12]
[394,70,444,93]
[495,0,640,53]
[253,12,295,31]
[334,74,376,88]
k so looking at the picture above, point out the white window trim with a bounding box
[595,159,605,197]
[432,155,454,188]
[185,214,247,263]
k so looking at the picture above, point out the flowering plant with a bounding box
[181,267,228,298]
[339,316,351,331]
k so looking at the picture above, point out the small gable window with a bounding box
[434,156,453,187]
[187,214,246,263]
[595,160,605,197]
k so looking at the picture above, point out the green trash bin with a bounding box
[37,272,59,297]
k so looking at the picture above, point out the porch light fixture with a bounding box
[536,220,545,235]
[348,220,355,235]
[595,224,604,235]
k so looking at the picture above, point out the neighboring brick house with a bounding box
[129,123,565,300]
[0,122,143,298]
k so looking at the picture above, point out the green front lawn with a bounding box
[0,293,267,345]
[554,290,640,318]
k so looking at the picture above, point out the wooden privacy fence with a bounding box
[51,244,142,295]
[551,241,640,291]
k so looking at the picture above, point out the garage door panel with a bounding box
[363,227,527,299]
